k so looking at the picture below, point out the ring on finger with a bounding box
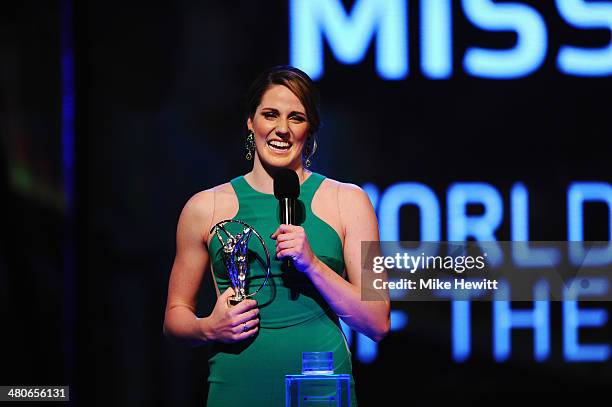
[242,322,247,333]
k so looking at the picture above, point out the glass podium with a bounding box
[285,352,351,407]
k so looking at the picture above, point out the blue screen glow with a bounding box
[290,0,612,78]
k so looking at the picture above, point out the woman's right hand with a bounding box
[201,287,260,343]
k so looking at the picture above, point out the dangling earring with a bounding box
[245,130,255,160]
[304,135,317,168]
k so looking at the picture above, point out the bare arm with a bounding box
[163,190,259,346]
[272,183,390,342]
[163,191,213,345]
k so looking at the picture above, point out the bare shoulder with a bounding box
[209,182,235,202]
[319,177,371,204]
[332,180,372,209]
[320,177,376,226]
[180,182,234,226]
[331,180,379,242]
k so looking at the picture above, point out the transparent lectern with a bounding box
[285,352,351,407]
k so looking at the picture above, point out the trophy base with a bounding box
[227,297,243,307]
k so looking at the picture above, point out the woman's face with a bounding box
[248,84,309,170]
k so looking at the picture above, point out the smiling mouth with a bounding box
[267,139,292,152]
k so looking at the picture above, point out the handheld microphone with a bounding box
[273,169,301,300]
[273,169,300,226]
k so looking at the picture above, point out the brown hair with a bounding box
[246,65,321,135]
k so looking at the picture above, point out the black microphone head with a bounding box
[273,169,300,200]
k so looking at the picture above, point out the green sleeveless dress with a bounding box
[207,172,357,406]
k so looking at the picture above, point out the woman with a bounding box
[163,66,389,406]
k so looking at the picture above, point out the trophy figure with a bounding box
[211,219,271,306]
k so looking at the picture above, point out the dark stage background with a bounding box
[1,0,611,406]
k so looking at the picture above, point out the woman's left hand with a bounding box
[271,224,317,273]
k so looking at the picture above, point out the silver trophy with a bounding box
[211,219,271,306]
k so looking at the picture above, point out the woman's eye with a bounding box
[263,112,276,119]
[290,115,306,122]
